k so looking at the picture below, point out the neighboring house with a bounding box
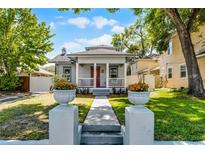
[160,25,205,89]
[49,45,132,92]
[128,56,161,89]
[17,69,54,93]
[130,56,160,76]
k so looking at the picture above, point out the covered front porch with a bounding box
[76,63,127,88]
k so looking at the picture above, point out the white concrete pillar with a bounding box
[124,63,127,88]
[106,63,109,88]
[49,105,79,145]
[94,63,96,88]
[76,63,79,86]
[124,106,154,145]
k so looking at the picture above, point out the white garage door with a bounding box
[30,77,53,93]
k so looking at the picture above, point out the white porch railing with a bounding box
[78,78,125,87]
[78,78,94,87]
[109,78,125,87]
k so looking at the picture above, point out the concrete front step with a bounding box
[80,131,123,145]
[92,88,110,96]
[81,125,123,145]
[82,124,121,132]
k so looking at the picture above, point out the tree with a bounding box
[133,9,205,97]
[111,18,155,58]
[0,9,54,90]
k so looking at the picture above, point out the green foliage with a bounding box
[135,9,205,52]
[111,17,155,58]
[54,78,76,90]
[59,8,91,14]
[0,74,21,91]
[0,9,54,77]
[59,8,120,14]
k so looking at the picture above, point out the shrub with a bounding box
[0,74,21,91]
[53,78,76,90]
[128,82,149,92]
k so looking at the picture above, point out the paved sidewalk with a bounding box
[0,96,23,104]
[0,139,49,145]
[84,96,120,126]
[0,139,205,145]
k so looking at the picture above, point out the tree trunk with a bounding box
[163,9,205,97]
[177,27,205,97]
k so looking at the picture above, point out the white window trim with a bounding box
[63,66,72,82]
[109,65,118,78]
[167,66,173,80]
[179,63,187,79]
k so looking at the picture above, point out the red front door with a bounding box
[96,66,100,87]
[90,66,100,87]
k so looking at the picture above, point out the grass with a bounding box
[109,89,205,141]
[0,93,93,140]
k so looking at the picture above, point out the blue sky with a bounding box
[32,9,136,59]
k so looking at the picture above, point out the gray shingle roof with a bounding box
[68,49,130,56]
[68,45,132,56]
[49,45,133,63]
[49,55,71,63]
[85,45,119,51]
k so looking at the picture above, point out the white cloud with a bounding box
[49,22,56,30]
[55,16,64,19]
[57,21,67,26]
[111,25,125,33]
[62,42,82,49]
[62,34,112,52]
[76,34,112,46]
[92,16,118,29]
[56,16,122,32]
[67,17,90,29]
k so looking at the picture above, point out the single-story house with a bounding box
[49,45,133,93]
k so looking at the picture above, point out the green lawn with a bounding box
[0,93,93,140]
[109,89,205,141]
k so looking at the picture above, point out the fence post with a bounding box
[49,105,79,145]
[124,106,154,145]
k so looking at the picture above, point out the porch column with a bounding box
[94,63,96,88]
[76,63,79,86]
[124,63,127,88]
[106,63,109,88]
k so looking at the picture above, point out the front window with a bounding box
[167,67,173,79]
[167,41,173,55]
[109,66,118,78]
[180,65,187,78]
[63,66,72,81]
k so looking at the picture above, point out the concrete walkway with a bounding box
[84,96,120,126]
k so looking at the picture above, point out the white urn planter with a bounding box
[53,89,76,105]
[128,91,150,105]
